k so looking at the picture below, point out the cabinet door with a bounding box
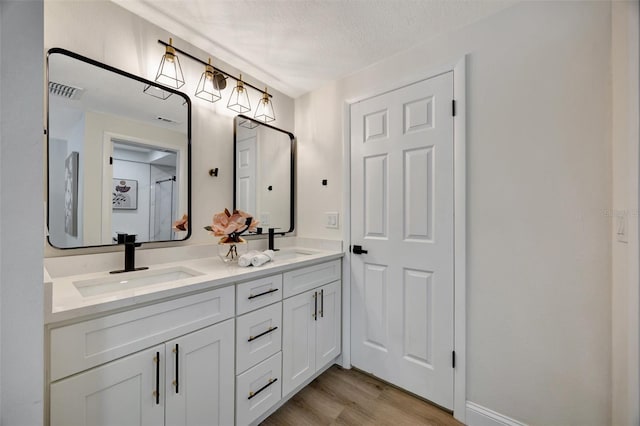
[316,281,342,368]
[50,345,165,426]
[165,319,235,426]
[282,289,316,396]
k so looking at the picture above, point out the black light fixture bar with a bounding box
[158,39,273,98]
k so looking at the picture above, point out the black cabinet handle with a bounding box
[248,378,278,400]
[320,289,324,318]
[248,288,278,299]
[248,326,278,342]
[352,245,368,255]
[313,291,318,321]
[173,344,179,393]
[154,352,160,405]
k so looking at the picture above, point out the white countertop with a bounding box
[44,240,343,324]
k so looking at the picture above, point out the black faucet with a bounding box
[110,233,149,274]
[268,228,281,252]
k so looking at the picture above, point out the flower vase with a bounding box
[217,239,248,263]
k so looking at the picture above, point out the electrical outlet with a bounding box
[325,212,339,229]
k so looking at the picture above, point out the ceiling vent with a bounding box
[48,82,84,100]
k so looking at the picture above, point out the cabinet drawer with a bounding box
[283,259,341,298]
[236,352,282,426]
[236,302,282,374]
[50,285,234,381]
[237,274,283,315]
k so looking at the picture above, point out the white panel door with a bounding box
[165,319,235,426]
[50,345,165,426]
[350,72,454,408]
[236,136,256,214]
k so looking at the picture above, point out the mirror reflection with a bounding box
[234,116,295,234]
[47,49,191,248]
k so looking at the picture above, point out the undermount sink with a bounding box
[73,266,204,297]
[274,248,317,260]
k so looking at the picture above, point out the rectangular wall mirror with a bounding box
[47,48,191,249]
[234,115,295,234]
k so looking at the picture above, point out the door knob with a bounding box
[352,245,368,255]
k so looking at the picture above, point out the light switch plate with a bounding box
[325,212,339,229]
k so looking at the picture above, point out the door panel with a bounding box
[50,345,164,426]
[364,154,388,238]
[236,136,256,214]
[404,147,434,241]
[282,290,316,396]
[351,72,454,409]
[362,263,388,352]
[165,319,235,426]
[316,281,341,366]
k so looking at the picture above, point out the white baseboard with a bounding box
[466,402,527,426]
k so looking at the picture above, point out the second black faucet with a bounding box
[110,233,148,274]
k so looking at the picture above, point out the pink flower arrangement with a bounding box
[205,208,259,243]
[172,214,188,232]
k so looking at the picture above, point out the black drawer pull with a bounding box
[313,291,318,321]
[173,344,179,393]
[248,288,278,299]
[154,352,160,405]
[248,378,278,400]
[248,326,278,342]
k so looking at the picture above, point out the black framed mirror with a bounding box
[46,48,191,249]
[234,115,295,234]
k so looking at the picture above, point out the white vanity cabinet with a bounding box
[51,320,234,426]
[47,253,343,426]
[282,261,341,397]
[49,285,235,426]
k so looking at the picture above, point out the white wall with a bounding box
[295,2,612,425]
[611,2,640,425]
[44,0,295,254]
[0,1,44,424]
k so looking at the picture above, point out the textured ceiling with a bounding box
[113,0,516,98]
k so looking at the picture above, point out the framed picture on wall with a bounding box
[64,151,79,236]
[113,178,138,210]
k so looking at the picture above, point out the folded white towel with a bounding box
[263,250,275,260]
[238,250,260,267]
[251,250,275,267]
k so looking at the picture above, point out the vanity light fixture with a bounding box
[238,118,259,129]
[195,58,223,103]
[143,84,173,100]
[227,74,251,113]
[154,38,185,89]
[254,87,276,123]
[153,38,275,118]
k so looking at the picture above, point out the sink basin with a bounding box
[274,248,317,260]
[73,266,204,297]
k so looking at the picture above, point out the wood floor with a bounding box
[261,366,463,426]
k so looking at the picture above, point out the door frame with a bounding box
[341,56,467,423]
